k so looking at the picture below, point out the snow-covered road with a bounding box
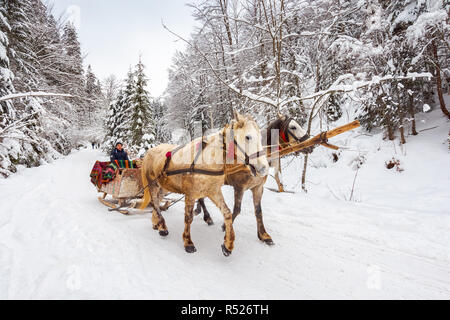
[1,145,449,299]
[3,105,450,301]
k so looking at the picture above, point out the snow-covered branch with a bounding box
[0,92,73,102]
[280,72,433,110]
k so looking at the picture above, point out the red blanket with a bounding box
[90,160,138,188]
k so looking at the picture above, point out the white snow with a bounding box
[0,110,449,299]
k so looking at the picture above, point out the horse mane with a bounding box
[232,114,256,129]
[262,118,284,146]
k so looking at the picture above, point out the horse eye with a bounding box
[245,135,252,141]
[290,126,296,130]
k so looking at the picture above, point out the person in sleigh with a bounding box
[110,142,129,162]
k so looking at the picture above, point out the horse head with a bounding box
[267,114,314,154]
[227,110,269,177]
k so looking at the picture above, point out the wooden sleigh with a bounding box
[97,166,176,215]
[97,167,145,215]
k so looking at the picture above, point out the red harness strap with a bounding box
[227,141,235,160]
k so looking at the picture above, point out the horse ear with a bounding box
[233,110,245,123]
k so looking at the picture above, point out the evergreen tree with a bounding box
[114,67,135,146]
[61,22,86,127]
[4,0,39,91]
[103,89,124,152]
[62,22,83,78]
[85,64,102,125]
[28,0,65,90]
[129,57,154,154]
[0,3,15,125]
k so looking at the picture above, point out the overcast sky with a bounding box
[51,0,197,97]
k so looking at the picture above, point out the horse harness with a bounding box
[160,126,265,179]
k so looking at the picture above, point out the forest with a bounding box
[0,0,105,177]
[0,0,449,300]
[0,0,449,179]
[166,0,448,132]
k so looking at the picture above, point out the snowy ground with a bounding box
[0,109,449,299]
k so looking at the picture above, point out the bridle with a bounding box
[280,117,309,144]
[223,122,266,176]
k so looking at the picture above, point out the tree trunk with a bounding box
[431,41,450,119]
[301,154,308,193]
[408,93,418,135]
[387,122,395,140]
[399,122,406,144]
[301,62,321,193]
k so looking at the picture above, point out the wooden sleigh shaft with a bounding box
[270,120,361,161]
[225,120,360,175]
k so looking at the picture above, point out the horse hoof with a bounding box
[221,224,226,232]
[194,208,202,216]
[205,219,214,226]
[264,239,275,246]
[159,230,169,237]
[221,244,232,257]
[185,245,197,253]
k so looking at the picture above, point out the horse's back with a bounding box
[143,144,177,179]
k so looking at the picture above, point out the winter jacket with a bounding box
[110,148,130,162]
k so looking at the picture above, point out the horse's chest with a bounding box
[227,173,264,190]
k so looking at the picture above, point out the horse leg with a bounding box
[251,184,274,245]
[274,158,285,193]
[198,198,214,226]
[194,200,203,215]
[183,197,197,253]
[222,187,243,232]
[208,192,235,256]
[149,183,169,237]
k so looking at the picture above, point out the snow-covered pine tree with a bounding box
[0,3,15,125]
[61,22,86,127]
[113,67,135,148]
[85,64,102,125]
[27,1,74,154]
[129,57,154,156]
[62,22,83,82]
[3,0,39,92]
[28,0,65,91]
[0,1,60,177]
[103,93,119,151]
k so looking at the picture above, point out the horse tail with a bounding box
[139,164,152,210]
